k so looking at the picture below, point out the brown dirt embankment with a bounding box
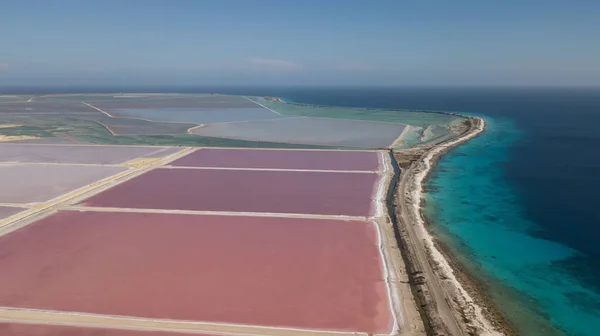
[0,135,39,142]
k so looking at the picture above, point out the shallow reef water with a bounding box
[424,115,600,336]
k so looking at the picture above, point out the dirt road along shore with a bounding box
[392,117,509,336]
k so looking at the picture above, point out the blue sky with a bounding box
[1,0,599,86]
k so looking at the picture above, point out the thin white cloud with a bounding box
[246,58,301,71]
[0,63,9,71]
[335,62,374,71]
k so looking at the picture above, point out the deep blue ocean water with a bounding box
[4,86,600,335]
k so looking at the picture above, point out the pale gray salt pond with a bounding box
[0,206,23,220]
[5,137,88,145]
[95,95,259,109]
[70,114,197,135]
[0,164,127,203]
[111,108,285,124]
[191,117,406,148]
[0,144,174,164]
[0,102,96,113]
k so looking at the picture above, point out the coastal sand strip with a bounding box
[0,147,197,237]
[396,138,467,336]
[412,117,501,335]
[161,166,379,174]
[0,307,367,336]
[64,205,368,222]
[399,117,502,336]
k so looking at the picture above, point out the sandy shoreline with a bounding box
[394,116,513,336]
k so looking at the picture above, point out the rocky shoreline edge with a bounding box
[391,115,517,336]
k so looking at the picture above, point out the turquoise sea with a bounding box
[6,86,600,335]
[424,115,598,335]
